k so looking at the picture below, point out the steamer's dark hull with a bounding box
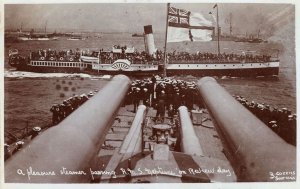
[12,60,280,77]
[166,67,279,77]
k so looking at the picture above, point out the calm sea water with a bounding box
[4,33,296,134]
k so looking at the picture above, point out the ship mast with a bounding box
[229,13,232,37]
[44,20,48,35]
[212,4,220,55]
[163,3,170,78]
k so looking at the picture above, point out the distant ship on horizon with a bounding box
[16,22,59,41]
[67,36,86,40]
[132,33,144,37]
[211,13,266,43]
[17,34,59,41]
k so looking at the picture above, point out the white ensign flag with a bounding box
[167,7,214,42]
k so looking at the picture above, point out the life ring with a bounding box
[50,57,55,61]
[9,57,15,65]
[69,57,74,62]
[59,57,64,61]
[40,57,45,61]
[9,49,18,56]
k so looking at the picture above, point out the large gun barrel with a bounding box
[120,105,146,154]
[197,77,296,181]
[5,75,131,183]
[178,106,204,156]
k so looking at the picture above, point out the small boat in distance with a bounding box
[67,36,85,40]
[18,34,58,41]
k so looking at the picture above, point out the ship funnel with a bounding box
[144,25,156,57]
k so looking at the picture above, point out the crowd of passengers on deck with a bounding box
[30,49,81,61]
[99,49,164,64]
[28,47,273,64]
[167,51,272,63]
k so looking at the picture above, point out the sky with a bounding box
[4,3,294,36]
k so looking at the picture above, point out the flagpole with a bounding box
[163,3,170,78]
[216,4,220,55]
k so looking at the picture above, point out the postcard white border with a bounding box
[0,0,299,189]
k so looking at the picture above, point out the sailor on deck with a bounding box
[4,143,11,161]
[155,90,166,123]
[142,88,150,106]
[133,87,141,113]
[50,104,60,125]
[12,141,25,155]
[31,127,41,139]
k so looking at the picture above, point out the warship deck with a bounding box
[95,104,236,183]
